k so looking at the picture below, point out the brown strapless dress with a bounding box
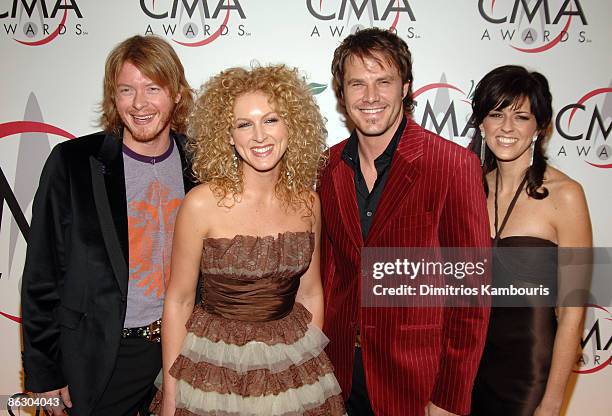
[152,231,346,416]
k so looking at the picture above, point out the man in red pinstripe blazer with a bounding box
[319,28,490,416]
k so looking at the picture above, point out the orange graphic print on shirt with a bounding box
[128,180,182,298]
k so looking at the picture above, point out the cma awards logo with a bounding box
[140,0,249,47]
[0,0,86,46]
[574,305,612,374]
[478,0,589,53]
[413,75,476,147]
[307,0,419,40]
[0,93,73,325]
[554,85,612,168]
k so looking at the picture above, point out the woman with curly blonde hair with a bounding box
[153,65,346,416]
[187,65,328,211]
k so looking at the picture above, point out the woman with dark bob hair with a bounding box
[151,65,346,415]
[469,65,591,416]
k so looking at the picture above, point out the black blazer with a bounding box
[21,131,196,415]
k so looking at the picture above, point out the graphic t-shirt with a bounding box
[123,140,184,328]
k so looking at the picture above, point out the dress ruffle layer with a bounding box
[200,232,315,282]
[179,321,328,374]
[172,394,346,416]
[170,353,335,396]
[185,302,312,346]
[174,374,344,416]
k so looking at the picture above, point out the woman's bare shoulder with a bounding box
[184,183,215,206]
[544,166,586,206]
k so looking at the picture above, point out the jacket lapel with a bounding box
[365,119,424,245]
[90,134,129,299]
[173,133,196,193]
[331,160,363,250]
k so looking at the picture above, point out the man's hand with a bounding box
[533,401,561,416]
[35,385,72,415]
[425,401,459,416]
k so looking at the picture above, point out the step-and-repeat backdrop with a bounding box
[1,1,610,414]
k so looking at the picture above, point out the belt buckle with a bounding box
[121,327,130,338]
[146,319,161,343]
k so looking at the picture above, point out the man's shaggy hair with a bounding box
[100,35,193,136]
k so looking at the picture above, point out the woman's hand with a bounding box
[159,396,176,416]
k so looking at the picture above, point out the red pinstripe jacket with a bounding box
[319,119,490,415]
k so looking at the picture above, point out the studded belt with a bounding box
[121,319,161,343]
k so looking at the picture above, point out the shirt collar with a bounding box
[122,137,174,164]
[342,115,407,170]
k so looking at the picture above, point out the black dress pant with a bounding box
[92,338,161,416]
[346,347,375,416]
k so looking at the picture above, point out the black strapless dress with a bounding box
[471,173,559,415]
[471,236,558,416]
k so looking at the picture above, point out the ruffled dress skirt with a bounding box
[152,302,345,415]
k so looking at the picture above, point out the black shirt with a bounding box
[341,116,407,241]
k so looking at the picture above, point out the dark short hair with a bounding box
[469,65,553,199]
[331,27,414,113]
[471,65,552,134]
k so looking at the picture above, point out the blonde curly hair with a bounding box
[187,65,328,213]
